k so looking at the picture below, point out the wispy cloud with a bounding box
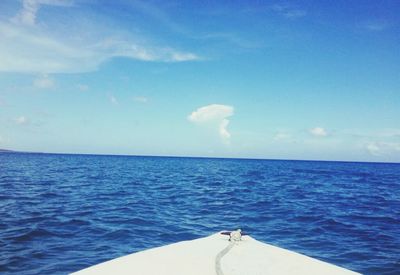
[366,142,400,156]
[310,127,328,137]
[33,74,55,89]
[169,52,199,62]
[11,0,73,26]
[0,1,199,74]
[366,142,380,156]
[361,21,390,32]
[271,4,307,19]
[219,118,231,141]
[95,38,199,62]
[188,104,234,144]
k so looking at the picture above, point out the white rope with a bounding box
[215,230,242,275]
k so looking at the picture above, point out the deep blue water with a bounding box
[0,153,399,274]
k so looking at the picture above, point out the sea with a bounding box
[0,152,399,275]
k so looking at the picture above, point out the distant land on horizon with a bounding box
[0,148,16,153]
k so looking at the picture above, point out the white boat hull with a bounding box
[72,232,360,275]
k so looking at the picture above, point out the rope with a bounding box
[215,241,235,275]
[215,230,242,275]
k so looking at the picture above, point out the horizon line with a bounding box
[1,148,399,165]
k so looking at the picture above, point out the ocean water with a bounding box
[0,153,399,275]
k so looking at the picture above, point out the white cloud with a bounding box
[33,74,54,89]
[98,39,199,63]
[366,142,400,156]
[170,52,199,62]
[12,0,73,26]
[310,127,328,137]
[188,104,234,143]
[366,142,381,156]
[110,95,118,105]
[12,0,38,26]
[15,116,29,125]
[0,22,100,73]
[362,21,390,32]
[133,96,148,103]
[188,104,233,123]
[0,2,199,74]
[219,119,231,140]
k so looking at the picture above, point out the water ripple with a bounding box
[0,153,399,274]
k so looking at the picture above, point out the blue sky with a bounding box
[0,0,399,162]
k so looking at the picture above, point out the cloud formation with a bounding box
[12,0,73,26]
[219,118,231,140]
[310,127,328,137]
[366,142,400,156]
[0,1,199,74]
[188,104,234,143]
[271,4,307,19]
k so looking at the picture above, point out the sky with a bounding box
[0,0,399,162]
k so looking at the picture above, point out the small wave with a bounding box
[1,153,399,274]
[292,168,334,176]
[103,229,132,241]
[13,228,56,242]
[127,217,156,226]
